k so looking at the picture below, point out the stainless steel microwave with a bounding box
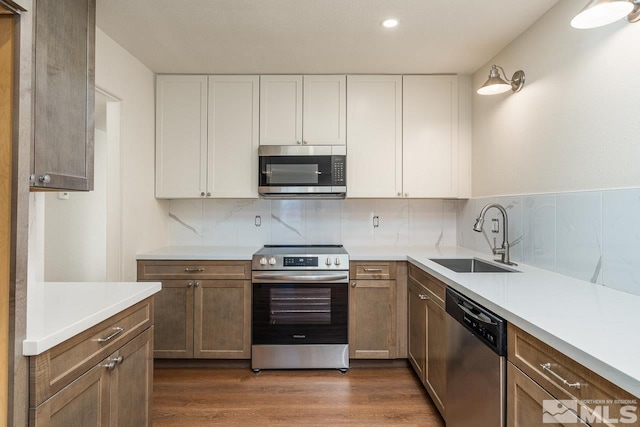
[258,145,346,198]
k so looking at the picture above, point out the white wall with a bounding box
[471,0,640,197]
[44,130,107,281]
[95,28,168,281]
[459,0,640,296]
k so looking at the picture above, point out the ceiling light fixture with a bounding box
[571,0,640,29]
[381,18,399,28]
[477,65,526,95]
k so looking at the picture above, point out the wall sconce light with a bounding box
[571,0,640,29]
[477,65,526,95]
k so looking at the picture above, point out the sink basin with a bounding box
[429,258,518,273]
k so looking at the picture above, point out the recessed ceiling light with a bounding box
[381,18,399,28]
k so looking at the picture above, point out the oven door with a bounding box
[252,273,348,345]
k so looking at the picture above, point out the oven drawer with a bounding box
[137,260,250,280]
[351,262,396,280]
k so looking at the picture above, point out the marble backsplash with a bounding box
[168,198,458,248]
[457,188,640,296]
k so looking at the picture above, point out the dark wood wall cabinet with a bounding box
[137,260,252,359]
[31,0,95,191]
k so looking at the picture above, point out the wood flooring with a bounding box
[153,367,445,426]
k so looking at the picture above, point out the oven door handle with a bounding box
[253,273,349,283]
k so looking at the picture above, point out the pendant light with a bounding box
[571,0,640,29]
[477,65,525,96]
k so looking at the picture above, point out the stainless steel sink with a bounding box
[429,258,518,273]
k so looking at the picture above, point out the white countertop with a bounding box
[136,245,260,260]
[24,281,161,356]
[407,249,640,398]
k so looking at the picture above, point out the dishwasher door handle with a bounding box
[457,302,498,326]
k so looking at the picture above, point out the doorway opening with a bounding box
[43,89,123,282]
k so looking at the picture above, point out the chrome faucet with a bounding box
[473,203,516,266]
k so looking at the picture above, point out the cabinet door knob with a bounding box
[351,282,357,288]
[39,174,51,184]
[419,294,429,300]
[404,193,409,197]
[397,192,402,197]
[206,192,211,197]
[200,192,205,197]
[296,141,302,145]
[194,281,201,288]
[187,282,193,288]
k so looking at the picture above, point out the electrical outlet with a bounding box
[492,218,500,233]
[58,192,70,200]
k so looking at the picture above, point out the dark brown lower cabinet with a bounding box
[137,260,252,359]
[30,299,154,427]
[407,264,447,419]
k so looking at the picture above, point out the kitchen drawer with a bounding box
[30,298,153,406]
[408,264,445,307]
[351,261,396,280]
[137,260,251,280]
[508,324,638,426]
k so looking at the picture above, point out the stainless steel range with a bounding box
[251,245,350,373]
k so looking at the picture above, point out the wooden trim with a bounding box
[395,261,408,358]
[0,12,13,427]
[10,0,34,424]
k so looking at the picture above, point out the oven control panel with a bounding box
[284,257,319,267]
[252,254,350,270]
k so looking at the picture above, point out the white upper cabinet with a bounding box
[403,75,459,198]
[303,75,347,145]
[207,75,259,198]
[155,75,259,198]
[260,75,346,145]
[347,74,470,199]
[156,75,208,198]
[346,75,403,198]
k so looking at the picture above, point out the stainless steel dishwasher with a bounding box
[445,287,507,427]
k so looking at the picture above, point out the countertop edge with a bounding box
[24,282,161,356]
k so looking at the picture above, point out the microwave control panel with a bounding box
[332,156,346,185]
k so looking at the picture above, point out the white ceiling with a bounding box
[96,0,559,75]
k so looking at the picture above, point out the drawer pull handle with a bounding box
[185,267,205,273]
[419,294,429,300]
[363,268,383,273]
[540,363,581,389]
[97,327,124,343]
